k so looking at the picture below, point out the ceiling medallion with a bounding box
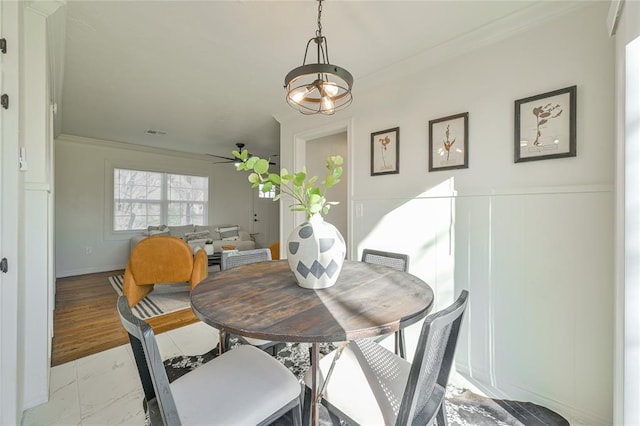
[284,0,353,115]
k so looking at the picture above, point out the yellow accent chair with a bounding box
[123,235,208,307]
[269,241,280,260]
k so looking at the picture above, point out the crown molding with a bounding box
[25,0,65,18]
[608,0,624,36]
[56,134,208,161]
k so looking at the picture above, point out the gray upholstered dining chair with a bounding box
[303,290,469,426]
[221,247,272,271]
[116,296,302,426]
[221,248,281,354]
[361,248,411,358]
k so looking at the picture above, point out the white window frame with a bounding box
[258,183,277,199]
[105,160,210,239]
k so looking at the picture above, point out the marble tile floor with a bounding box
[22,321,480,426]
[22,321,219,425]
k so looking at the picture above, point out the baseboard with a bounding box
[456,364,611,425]
[22,392,48,412]
[56,264,125,278]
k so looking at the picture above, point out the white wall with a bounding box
[54,135,259,277]
[279,4,613,424]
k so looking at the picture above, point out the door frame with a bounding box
[291,118,354,259]
[1,0,21,423]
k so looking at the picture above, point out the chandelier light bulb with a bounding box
[291,86,310,103]
[322,96,334,111]
[323,82,339,97]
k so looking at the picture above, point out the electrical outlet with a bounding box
[85,247,92,255]
[355,203,364,217]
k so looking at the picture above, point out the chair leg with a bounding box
[302,386,312,426]
[396,329,407,359]
[224,332,231,352]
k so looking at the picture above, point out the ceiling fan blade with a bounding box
[206,153,235,161]
[209,145,277,166]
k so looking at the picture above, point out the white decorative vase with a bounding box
[287,214,346,289]
[204,244,214,255]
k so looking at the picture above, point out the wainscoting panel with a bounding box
[352,186,614,425]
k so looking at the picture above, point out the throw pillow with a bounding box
[146,224,168,236]
[195,225,221,240]
[167,224,195,239]
[217,225,240,241]
[184,230,211,242]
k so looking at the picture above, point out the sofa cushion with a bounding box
[167,224,195,239]
[185,230,211,242]
[195,225,221,240]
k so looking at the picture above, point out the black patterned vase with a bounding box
[286,214,346,289]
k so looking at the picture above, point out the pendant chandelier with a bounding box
[284,0,353,115]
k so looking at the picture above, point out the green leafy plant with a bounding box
[233,149,343,220]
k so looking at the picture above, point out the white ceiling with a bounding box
[60,0,583,161]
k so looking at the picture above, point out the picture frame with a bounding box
[428,112,469,172]
[514,85,576,163]
[371,127,399,176]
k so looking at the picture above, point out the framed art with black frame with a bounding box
[371,127,399,176]
[514,85,576,163]
[428,112,469,172]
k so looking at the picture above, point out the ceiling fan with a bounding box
[208,143,277,165]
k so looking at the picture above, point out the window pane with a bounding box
[168,202,206,225]
[114,201,162,230]
[114,168,208,231]
[168,174,209,201]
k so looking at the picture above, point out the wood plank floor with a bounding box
[52,270,199,366]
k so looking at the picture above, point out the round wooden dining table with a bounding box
[190,259,434,426]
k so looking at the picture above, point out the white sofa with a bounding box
[130,224,256,254]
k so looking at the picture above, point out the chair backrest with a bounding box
[116,295,181,425]
[396,290,469,426]
[129,235,194,284]
[361,248,410,272]
[221,248,272,271]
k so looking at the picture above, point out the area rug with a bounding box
[108,275,190,320]
[163,341,570,426]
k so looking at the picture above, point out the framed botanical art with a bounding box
[428,112,469,172]
[371,127,399,176]
[514,85,576,163]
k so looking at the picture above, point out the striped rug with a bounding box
[108,275,191,320]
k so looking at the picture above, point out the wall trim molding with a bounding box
[608,0,624,36]
[56,134,209,161]
[56,264,125,279]
[352,184,614,202]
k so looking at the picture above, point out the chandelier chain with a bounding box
[316,0,323,37]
